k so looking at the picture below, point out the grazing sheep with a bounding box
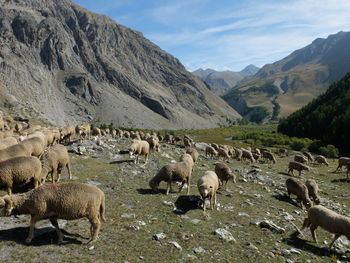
[123,130,130,139]
[40,144,72,183]
[278,148,288,156]
[335,157,350,172]
[288,161,310,176]
[214,162,236,189]
[262,151,276,164]
[0,143,31,161]
[305,179,321,205]
[92,127,101,136]
[20,137,46,158]
[314,155,329,166]
[217,147,230,160]
[164,134,173,144]
[301,205,350,249]
[234,148,243,161]
[0,182,106,244]
[294,154,308,164]
[75,123,91,142]
[241,149,255,163]
[129,140,150,164]
[184,137,192,147]
[147,136,160,152]
[197,171,219,211]
[0,137,18,150]
[172,136,182,145]
[211,143,220,151]
[302,152,314,162]
[149,154,194,195]
[186,148,199,163]
[205,146,218,158]
[59,125,75,144]
[285,178,312,209]
[0,156,42,195]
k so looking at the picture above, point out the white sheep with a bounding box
[205,146,218,158]
[186,148,199,163]
[129,139,150,164]
[301,205,350,249]
[314,155,329,166]
[294,154,308,164]
[0,156,42,195]
[149,153,194,195]
[0,137,18,151]
[262,151,276,164]
[197,171,219,211]
[0,182,106,244]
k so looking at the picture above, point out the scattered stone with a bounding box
[88,246,94,251]
[88,181,101,186]
[258,220,285,234]
[163,201,174,207]
[121,213,136,219]
[184,254,197,260]
[152,233,166,241]
[238,212,249,217]
[190,219,201,225]
[193,247,206,254]
[214,228,236,242]
[281,212,294,221]
[168,241,182,251]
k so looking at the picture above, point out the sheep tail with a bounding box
[100,194,106,222]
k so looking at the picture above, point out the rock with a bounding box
[190,219,201,225]
[88,246,94,251]
[152,233,166,241]
[163,201,174,207]
[121,213,136,219]
[214,228,236,242]
[238,212,250,217]
[258,220,285,234]
[193,247,206,254]
[168,241,182,251]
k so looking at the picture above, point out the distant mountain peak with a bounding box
[240,64,260,76]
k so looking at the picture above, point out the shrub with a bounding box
[319,144,339,158]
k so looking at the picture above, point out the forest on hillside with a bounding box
[278,72,350,155]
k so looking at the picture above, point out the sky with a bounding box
[74,0,350,72]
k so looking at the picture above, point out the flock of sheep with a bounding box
[0,115,350,255]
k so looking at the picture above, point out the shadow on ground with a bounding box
[283,234,350,262]
[273,193,301,208]
[0,227,84,246]
[173,195,201,215]
[137,188,167,195]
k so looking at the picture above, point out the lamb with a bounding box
[186,148,199,163]
[285,178,312,209]
[314,155,329,166]
[0,156,42,195]
[205,146,218,158]
[301,205,350,249]
[129,140,150,164]
[0,182,106,244]
[0,136,18,150]
[0,143,31,161]
[214,162,236,190]
[335,157,350,172]
[305,179,321,205]
[294,154,308,164]
[262,151,276,164]
[40,144,72,183]
[197,171,220,211]
[149,153,194,195]
[288,161,310,176]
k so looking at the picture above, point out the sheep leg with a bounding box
[310,225,318,244]
[49,218,64,244]
[186,176,190,195]
[6,186,12,195]
[88,216,101,243]
[329,234,341,249]
[144,154,148,164]
[67,163,72,180]
[166,181,172,195]
[26,216,39,244]
[214,192,217,209]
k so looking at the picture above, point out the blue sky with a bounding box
[74,0,350,72]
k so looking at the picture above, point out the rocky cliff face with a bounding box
[0,0,240,129]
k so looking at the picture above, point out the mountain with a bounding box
[0,0,240,129]
[224,31,350,122]
[278,71,350,156]
[192,66,259,96]
[240,64,260,76]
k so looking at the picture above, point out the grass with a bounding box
[0,128,349,262]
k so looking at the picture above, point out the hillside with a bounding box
[224,31,350,122]
[192,65,259,96]
[278,71,350,156]
[0,0,240,129]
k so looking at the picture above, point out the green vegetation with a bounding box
[278,71,350,156]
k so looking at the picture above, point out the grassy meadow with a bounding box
[0,125,349,263]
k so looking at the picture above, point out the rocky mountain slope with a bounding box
[0,0,240,129]
[192,65,259,96]
[224,31,350,121]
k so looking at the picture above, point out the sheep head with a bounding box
[0,196,13,216]
[149,179,159,191]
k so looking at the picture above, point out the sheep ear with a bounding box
[3,196,13,216]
